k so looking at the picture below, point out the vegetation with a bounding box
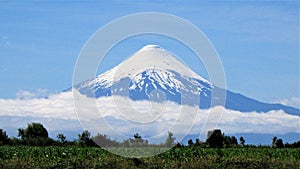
[206,129,223,148]
[0,123,300,168]
[164,131,176,148]
[272,136,284,148]
[2,123,299,148]
[239,136,245,146]
[0,129,9,145]
[0,146,299,168]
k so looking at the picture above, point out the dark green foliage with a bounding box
[195,138,201,146]
[22,123,48,138]
[285,141,300,148]
[188,139,194,147]
[0,146,299,169]
[8,137,21,146]
[185,138,206,147]
[0,129,9,145]
[240,136,245,146]
[17,128,25,139]
[174,142,184,148]
[78,130,94,146]
[2,123,300,150]
[1,124,300,168]
[206,129,223,148]
[17,123,52,146]
[275,139,284,148]
[206,129,239,148]
[223,135,238,147]
[272,136,284,148]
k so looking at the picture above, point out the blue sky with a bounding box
[0,1,299,104]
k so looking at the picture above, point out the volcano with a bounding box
[72,44,299,116]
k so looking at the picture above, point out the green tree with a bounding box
[17,128,25,140]
[194,139,200,146]
[0,129,9,145]
[272,136,284,148]
[223,135,238,147]
[23,123,48,138]
[206,129,223,148]
[18,122,52,146]
[78,130,94,146]
[188,139,194,147]
[275,138,284,148]
[291,141,300,148]
[164,131,176,148]
[239,136,245,146]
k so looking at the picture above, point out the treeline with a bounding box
[0,123,175,147]
[0,122,300,148]
[184,129,300,148]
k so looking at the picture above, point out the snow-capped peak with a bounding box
[109,44,210,83]
[80,44,212,96]
[139,44,162,51]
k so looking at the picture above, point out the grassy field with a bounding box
[0,146,299,168]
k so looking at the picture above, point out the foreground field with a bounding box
[0,146,299,168]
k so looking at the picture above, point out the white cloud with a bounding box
[0,90,299,143]
[1,91,75,120]
[275,97,300,109]
[16,89,49,100]
[15,90,36,100]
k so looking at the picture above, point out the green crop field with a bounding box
[0,146,299,169]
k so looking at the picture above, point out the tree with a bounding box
[17,128,25,139]
[93,133,119,147]
[290,141,300,148]
[78,130,93,146]
[195,139,201,146]
[188,139,194,147]
[23,123,48,138]
[18,123,52,146]
[0,129,9,145]
[57,133,66,143]
[239,136,245,146]
[164,131,176,148]
[272,136,284,148]
[275,139,284,148]
[223,135,238,147]
[206,129,223,148]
